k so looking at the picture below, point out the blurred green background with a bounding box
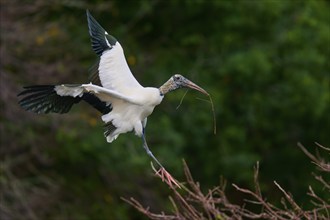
[1,0,329,219]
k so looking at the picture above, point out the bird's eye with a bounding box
[175,76,180,80]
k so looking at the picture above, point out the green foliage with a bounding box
[1,0,329,219]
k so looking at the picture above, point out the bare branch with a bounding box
[274,181,309,219]
[124,143,329,219]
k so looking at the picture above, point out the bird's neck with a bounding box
[159,79,177,96]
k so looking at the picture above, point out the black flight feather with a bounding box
[88,59,102,85]
[18,85,112,114]
[86,10,117,56]
[18,85,81,114]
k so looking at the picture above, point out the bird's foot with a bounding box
[151,163,181,189]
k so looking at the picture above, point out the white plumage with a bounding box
[99,42,143,92]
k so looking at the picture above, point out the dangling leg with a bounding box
[141,122,181,188]
[141,126,164,168]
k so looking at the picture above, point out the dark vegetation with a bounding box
[1,0,329,219]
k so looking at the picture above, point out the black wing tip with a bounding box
[17,85,55,96]
[85,9,117,56]
[17,85,80,114]
[86,10,101,31]
[86,9,94,27]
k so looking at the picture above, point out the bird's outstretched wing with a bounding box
[86,10,143,93]
[18,85,112,114]
[18,83,144,115]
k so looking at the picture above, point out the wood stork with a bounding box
[18,10,209,186]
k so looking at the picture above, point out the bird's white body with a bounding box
[101,87,163,142]
[91,41,165,142]
[55,41,164,142]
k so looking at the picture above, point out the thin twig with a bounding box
[274,181,308,218]
[176,89,189,110]
[196,94,217,135]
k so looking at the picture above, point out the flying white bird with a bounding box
[18,10,209,186]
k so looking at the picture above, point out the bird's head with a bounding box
[159,74,208,96]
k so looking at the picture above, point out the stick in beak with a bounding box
[182,78,209,96]
[178,75,216,135]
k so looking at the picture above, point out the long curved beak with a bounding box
[183,78,209,95]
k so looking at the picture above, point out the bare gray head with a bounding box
[159,74,208,96]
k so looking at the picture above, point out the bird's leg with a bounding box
[141,127,181,188]
[141,130,164,168]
